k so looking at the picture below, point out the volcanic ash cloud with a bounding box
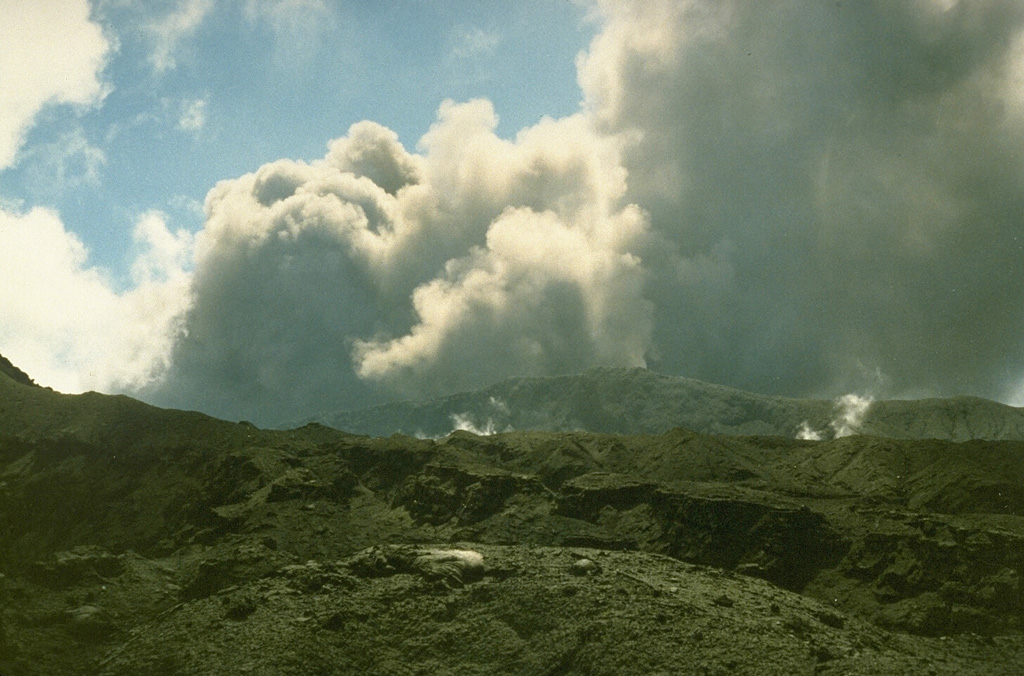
[146,102,653,423]
[579,0,1024,402]
[132,0,1024,422]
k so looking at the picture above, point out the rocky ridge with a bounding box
[1,358,1023,674]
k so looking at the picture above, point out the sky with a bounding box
[2,0,1024,425]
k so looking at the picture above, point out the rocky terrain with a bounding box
[294,366,1024,441]
[1,358,1024,674]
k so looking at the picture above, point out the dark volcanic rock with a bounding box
[28,546,127,588]
[1,356,1024,674]
[394,463,549,525]
[77,546,1024,676]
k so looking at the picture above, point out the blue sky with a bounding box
[5,1,1024,426]
[1,0,594,283]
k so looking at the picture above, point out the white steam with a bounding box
[449,414,501,437]
[795,422,823,441]
[795,393,874,440]
[830,393,873,438]
[448,397,511,436]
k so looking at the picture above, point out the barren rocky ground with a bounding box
[1,358,1023,674]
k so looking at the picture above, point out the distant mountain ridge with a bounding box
[4,351,1023,441]
[292,366,1024,441]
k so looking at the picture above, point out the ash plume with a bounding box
[144,0,1024,423]
[8,1,1024,425]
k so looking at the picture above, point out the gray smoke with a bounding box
[580,0,1024,402]
[138,0,1024,423]
[144,108,652,422]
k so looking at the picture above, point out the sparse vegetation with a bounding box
[1,357,1023,674]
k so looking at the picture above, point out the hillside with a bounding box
[0,353,36,388]
[1,356,1024,674]
[294,366,1024,441]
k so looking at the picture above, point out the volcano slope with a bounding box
[297,366,1024,441]
[1,365,1023,674]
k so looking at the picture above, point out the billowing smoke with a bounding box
[142,103,652,422]
[25,0,1024,425]
[580,0,1024,402]
[147,0,1024,422]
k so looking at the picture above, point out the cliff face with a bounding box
[2,358,1024,674]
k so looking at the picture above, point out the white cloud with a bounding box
[178,98,207,132]
[147,0,214,73]
[450,26,501,60]
[169,193,206,219]
[0,207,192,393]
[20,126,107,191]
[352,204,651,393]
[243,0,334,65]
[131,210,195,285]
[0,0,110,170]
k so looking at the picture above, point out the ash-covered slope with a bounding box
[2,355,1024,674]
[294,366,1024,441]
